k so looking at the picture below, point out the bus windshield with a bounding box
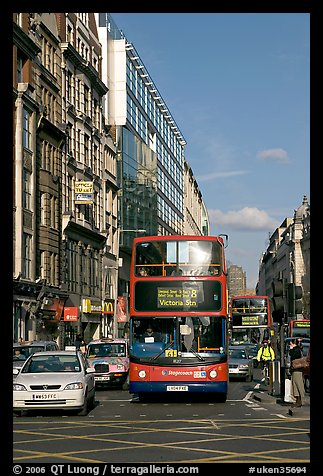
[229,295,273,345]
[130,315,226,360]
[135,239,223,276]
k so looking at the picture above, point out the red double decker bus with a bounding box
[289,319,310,338]
[229,295,274,345]
[128,235,229,402]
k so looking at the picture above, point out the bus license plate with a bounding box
[167,385,188,391]
[96,376,110,381]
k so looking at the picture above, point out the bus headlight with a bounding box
[138,370,146,378]
[209,370,217,379]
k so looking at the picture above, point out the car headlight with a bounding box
[64,382,84,390]
[13,383,27,391]
[239,364,249,369]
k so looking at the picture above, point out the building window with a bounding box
[17,53,24,83]
[23,108,32,150]
[22,233,32,279]
[40,193,46,225]
[49,252,56,283]
[40,251,46,280]
[84,133,90,167]
[22,169,31,210]
[66,70,73,103]
[67,175,73,212]
[50,196,57,228]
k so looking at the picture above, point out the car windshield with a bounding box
[13,346,44,360]
[229,349,247,359]
[245,345,258,356]
[21,355,81,373]
[87,343,126,358]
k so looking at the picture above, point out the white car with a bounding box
[13,350,96,416]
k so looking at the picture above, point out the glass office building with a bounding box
[97,13,187,249]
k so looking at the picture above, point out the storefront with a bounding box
[81,298,104,343]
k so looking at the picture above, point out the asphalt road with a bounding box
[12,369,310,468]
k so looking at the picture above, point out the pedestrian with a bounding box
[79,339,87,354]
[74,334,82,350]
[289,338,306,407]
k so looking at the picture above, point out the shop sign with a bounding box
[41,298,65,321]
[117,296,127,322]
[102,300,114,314]
[82,298,102,313]
[55,299,65,320]
[63,306,79,322]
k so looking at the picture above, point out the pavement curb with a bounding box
[252,391,310,417]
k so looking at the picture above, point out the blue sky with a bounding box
[110,13,310,289]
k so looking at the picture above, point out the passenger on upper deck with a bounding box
[208,267,219,276]
[138,267,149,276]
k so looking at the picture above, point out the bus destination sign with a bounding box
[157,287,200,308]
[134,281,222,312]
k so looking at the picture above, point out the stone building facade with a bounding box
[257,195,310,318]
[13,12,209,346]
[227,265,247,298]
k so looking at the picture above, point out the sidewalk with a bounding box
[251,383,310,417]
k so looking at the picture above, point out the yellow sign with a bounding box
[102,301,114,314]
[241,316,260,326]
[157,287,199,308]
[165,349,178,357]
[82,299,101,313]
[74,181,94,204]
[75,181,93,193]
[294,321,310,327]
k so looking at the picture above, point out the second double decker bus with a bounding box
[229,295,274,345]
[128,235,229,402]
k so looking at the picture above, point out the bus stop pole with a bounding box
[279,278,287,400]
[280,318,286,399]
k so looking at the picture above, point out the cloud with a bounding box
[208,207,279,231]
[196,170,248,182]
[257,148,290,163]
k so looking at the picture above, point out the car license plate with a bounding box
[166,385,188,391]
[96,376,110,381]
[32,393,58,400]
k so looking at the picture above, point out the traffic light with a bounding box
[271,279,285,323]
[287,283,303,317]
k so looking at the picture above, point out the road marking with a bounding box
[98,398,132,402]
[210,420,220,429]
